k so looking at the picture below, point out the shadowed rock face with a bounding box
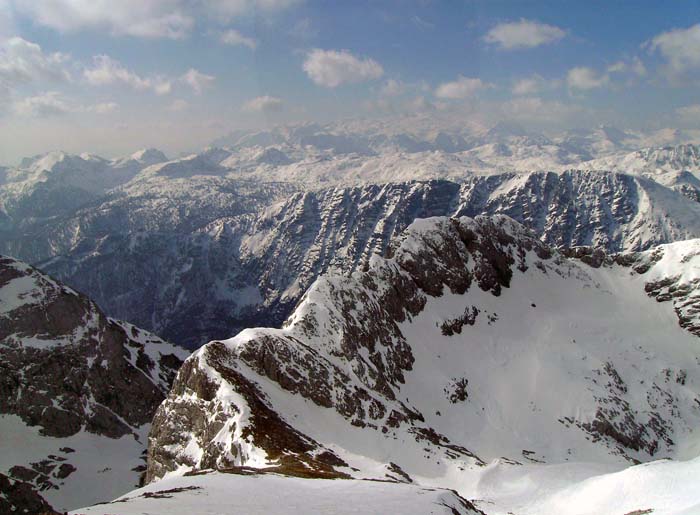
[0,255,189,513]
[25,172,700,349]
[147,215,700,487]
[0,473,57,515]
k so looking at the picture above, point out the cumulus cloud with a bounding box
[242,95,283,112]
[380,79,404,96]
[11,0,300,39]
[12,0,194,39]
[484,19,565,50]
[220,29,257,49]
[567,66,609,91]
[181,68,215,94]
[303,49,383,88]
[84,55,171,94]
[12,91,117,117]
[13,91,69,117]
[0,37,72,89]
[435,76,489,99]
[647,23,700,78]
[512,74,560,95]
[607,57,647,76]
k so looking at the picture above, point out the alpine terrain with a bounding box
[84,214,700,515]
[0,255,189,513]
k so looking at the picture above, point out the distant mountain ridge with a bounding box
[29,172,700,348]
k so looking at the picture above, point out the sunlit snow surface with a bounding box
[105,218,700,515]
[70,471,480,515]
[69,458,700,515]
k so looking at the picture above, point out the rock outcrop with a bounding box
[0,255,189,513]
[147,216,700,489]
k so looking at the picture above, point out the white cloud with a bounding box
[0,37,72,89]
[242,95,283,112]
[289,17,317,40]
[203,0,302,20]
[303,49,383,88]
[84,55,172,95]
[87,101,118,114]
[484,19,565,50]
[512,74,560,95]
[498,96,585,125]
[607,57,647,76]
[13,91,69,117]
[567,66,609,91]
[167,99,189,112]
[220,29,257,49]
[435,76,489,99]
[12,0,301,39]
[181,68,215,94]
[11,92,118,117]
[676,103,700,123]
[12,0,194,39]
[380,79,404,96]
[409,95,437,112]
[648,23,700,77]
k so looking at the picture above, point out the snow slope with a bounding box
[70,470,483,515]
[145,215,700,513]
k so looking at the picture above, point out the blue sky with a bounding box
[1,0,700,163]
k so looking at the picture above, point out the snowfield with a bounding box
[69,471,483,515]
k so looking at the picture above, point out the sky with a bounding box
[1,0,700,164]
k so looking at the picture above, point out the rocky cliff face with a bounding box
[146,216,700,492]
[0,255,189,513]
[26,172,700,348]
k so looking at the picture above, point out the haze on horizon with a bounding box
[1,0,700,164]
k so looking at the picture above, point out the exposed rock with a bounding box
[147,215,700,487]
[0,255,189,512]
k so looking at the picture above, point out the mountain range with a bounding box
[2,121,700,513]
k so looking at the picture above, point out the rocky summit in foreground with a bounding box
[137,215,700,514]
[0,255,189,514]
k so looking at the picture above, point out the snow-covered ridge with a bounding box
[0,255,189,513]
[146,215,700,513]
[31,172,700,349]
[70,470,484,515]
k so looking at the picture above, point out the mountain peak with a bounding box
[130,148,167,164]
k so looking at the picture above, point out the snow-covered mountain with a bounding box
[142,215,700,514]
[0,255,189,513]
[579,144,700,201]
[29,172,700,348]
[0,149,168,228]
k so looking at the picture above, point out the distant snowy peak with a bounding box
[576,143,700,200]
[0,255,188,513]
[128,148,167,165]
[0,148,169,224]
[581,143,700,175]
